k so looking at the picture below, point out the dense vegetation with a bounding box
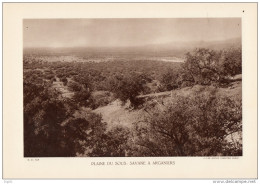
[24,47,242,157]
[132,87,242,156]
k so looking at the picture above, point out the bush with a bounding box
[89,126,131,157]
[159,69,179,91]
[68,81,82,92]
[132,87,242,156]
[89,91,115,109]
[181,48,221,85]
[24,81,109,156]
[61,77,68,86]
[219,48,242,77]
[73,89,91,107]
[62,111,106,156]
[45,74,55,80]
[180,48,242,87]
[24,83,69,157]
[107,73,145,108]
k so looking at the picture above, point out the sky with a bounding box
[23,18,241,48]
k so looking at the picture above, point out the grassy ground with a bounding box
[94,80,242,131]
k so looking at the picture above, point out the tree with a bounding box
[61,111,106,156]
[73,89,91,107]
[68,81,82,92]
[89,126,131,157]
[108,73,145,107]
[67,79,93,107]
[132,87,242,156]
[61,77,68,86]
[73,74,92,91]
[24,80,110,157]
[159,69,179,91]
[219,48,242,77]
[181,48,242,86]
[182,48,222,85]
[24,82,69,157]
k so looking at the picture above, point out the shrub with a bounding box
[107,73,145,108]
[89,126,131,157]
[219,48,242,77]
[24,81,108,157]
[159,69,179,91]
[68,81,82,92]
[73,89,91,107]
[180,47,242,86]
[61,77,68,86]
[132,87,242,156]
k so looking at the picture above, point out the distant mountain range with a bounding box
[24,37,241,58]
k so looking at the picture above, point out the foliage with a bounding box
[67,81,82,92]
[23,47,242,157]
[132,87,242,156]
[89,126,131,157]
[67,80,93,107]
[63,110,107,156]
[73,89,91,107]
[181,48,222,85]
[24,80,108,156]
[89,91,116,109]
[219,48,242,77]
[61,77,68,86]
[24,58,182,93]
[107,73,145,107]
[24,82,68,156]
[159,69,180,91]
[181,48,242,86]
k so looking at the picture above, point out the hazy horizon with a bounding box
[24,18,241,48]
[23,37,241,49]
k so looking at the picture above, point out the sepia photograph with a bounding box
[23,18,242,157]
[3,2,258,179]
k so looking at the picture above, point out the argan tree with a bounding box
[132,87,242,156]
[108,73,145,107]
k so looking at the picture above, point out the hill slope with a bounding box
[93,81,242,130]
